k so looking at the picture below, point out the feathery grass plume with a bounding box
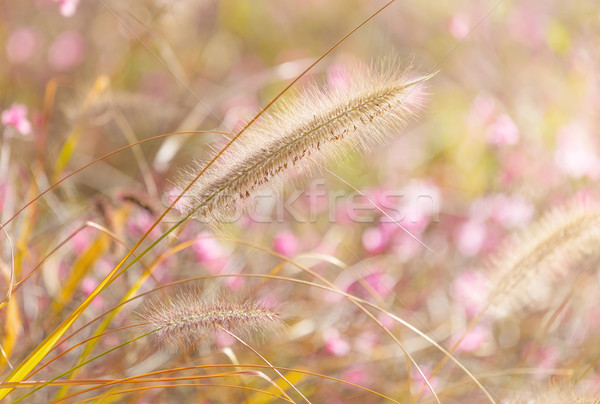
[141,291,284,351]
[487,200,600,318]
[175,61,432,223]
[504,383,600,403]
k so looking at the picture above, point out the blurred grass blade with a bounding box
[51,234,109,314]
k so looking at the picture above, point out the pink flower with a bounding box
[451,270,489,317]
[449,325,489,352]
[327,64,350,91]
[489,194,534,229]
[469,93,496,126]
[522,343,559,373]
[48,31,85,71]
[398,180,441,225]
[323,328,351,356]
[455,219,486,257]
[53,0,80,17]
[214,329,235,348]
[378,313,395,330]
[222,94,258,132]
[410,364,439,396]
[448,13,470,39]
[346,271,393,299]
[273,230,299,256]
[0,182,8,212]
[6,28,40,64]
[193,232,229,274]
[2,103,32,135]
[354,331,379,354]
[362,226,388,254]
[393,233,425,261]
[507,6,546,49]
[554,123,600,179]
[126,210,161,239]
[486,114,520,146]
[341,366,370,385]
[81,277,104,308]
[81,277,97,296]
[225,275,244,291]
[71,227,92,254]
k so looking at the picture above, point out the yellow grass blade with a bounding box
[0,253,127,400]
[0,296,22,370]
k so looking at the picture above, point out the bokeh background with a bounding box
[1,0,600,402]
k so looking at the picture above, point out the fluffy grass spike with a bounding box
[488,201,600,317]
[176,61,432,223]
[142,291,284,351]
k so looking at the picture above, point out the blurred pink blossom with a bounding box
[486,114,520,146]
[53,0,80,17]
[126,210,161,239]
[362,226,388,254]
[489,194,534,229]
[403,180,440,220]
[381,180,439,232]
[347,271,393,299]
[469,93,496,126]
[0,182,7,212]
[410,364,439,396]
[341,366,370,385]
[507,6,546,49]
[222,94,258,132]
[449,325,489,352]
[323,328,351,356]
[554,123,600,179]
[48,31,85,71]
[455,219,486,257]
[6,28,40,64]
[273,230,299,256]
[81,277,104,308]
[2,103,32,135]
[448,13,470,39]
[327,64,350,91]
[193,232,229,274]
[393,233,425,261]
[96,258,114,277]
[499,150,527,186]
[354,331,379,355]
[225,275,244,291]
[71,227,92,254]
[451,269,489,317]
[214,329,235,348]
[522,343,559,372]
[81,277,97,296]
[378,313,395,330]
[470,194,534,229]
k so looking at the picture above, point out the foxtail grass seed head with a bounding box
[487,201,600,318]
[175,61,432,223]
[142,291,284,351]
